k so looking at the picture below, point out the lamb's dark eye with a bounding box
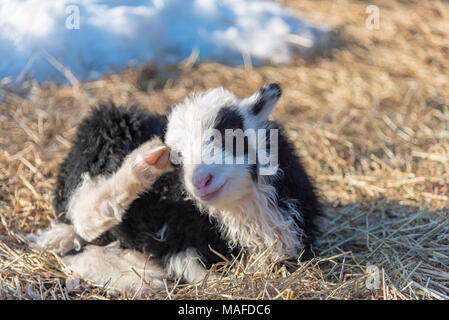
[206,135,214,144]
[170,151,183,167]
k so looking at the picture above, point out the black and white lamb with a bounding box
[29,84,322,294]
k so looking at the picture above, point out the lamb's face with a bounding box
[164,84,281,208]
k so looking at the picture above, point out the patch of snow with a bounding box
[0,0,330,83]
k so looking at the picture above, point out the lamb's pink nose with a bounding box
[193,173,214,192]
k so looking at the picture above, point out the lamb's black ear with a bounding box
[240,83,282,126]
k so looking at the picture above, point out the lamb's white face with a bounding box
[164,84,281,208]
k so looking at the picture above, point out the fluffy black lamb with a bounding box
[29,84,322,294]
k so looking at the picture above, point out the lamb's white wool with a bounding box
[67,138,172,241]
[64,241,167,295]
[208,174,304,260]
[165,248,209,283]
[27,222,81,255]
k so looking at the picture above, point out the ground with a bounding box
[0,0,448,300]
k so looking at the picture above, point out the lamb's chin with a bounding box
[202,192,249,211]
[196,193,224,206]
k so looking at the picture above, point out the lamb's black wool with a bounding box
[270,127,321,260]
[53,101,322,277]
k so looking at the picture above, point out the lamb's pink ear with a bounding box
[240,83,282,126]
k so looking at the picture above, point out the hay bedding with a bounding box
[0,0,448,299]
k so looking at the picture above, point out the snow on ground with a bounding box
[0,0,330,83]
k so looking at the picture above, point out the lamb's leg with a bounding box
[67,137,173,242]
[164,249,213,284]
[64,241,168,297]
[27,222,82,255]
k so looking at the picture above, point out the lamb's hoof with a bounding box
[127,138,174,186]
[143,146,170,170]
